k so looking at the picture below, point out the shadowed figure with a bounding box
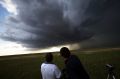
[60,47,90,79]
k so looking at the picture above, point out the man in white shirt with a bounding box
[41,53,61,79]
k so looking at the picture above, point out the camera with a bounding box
[105,64,114,73]
[106,64,113,68]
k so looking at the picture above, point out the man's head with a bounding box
[45,53,53,63]
[60,47,71,58]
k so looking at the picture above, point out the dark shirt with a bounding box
[65,55,90,79]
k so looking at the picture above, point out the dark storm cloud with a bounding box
[1,0,120,50]
[0,0,93,49]
[81,0,120,48]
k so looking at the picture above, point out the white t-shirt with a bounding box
[41,63,61,79]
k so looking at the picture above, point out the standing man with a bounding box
[41,53,61,79]
[60,47,90,79]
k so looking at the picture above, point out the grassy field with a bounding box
[0,50,120,79]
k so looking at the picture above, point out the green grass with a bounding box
[0,50,120,79]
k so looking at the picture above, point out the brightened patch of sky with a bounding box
[0,4,9,22]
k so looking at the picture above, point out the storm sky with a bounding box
[0,0,120,55]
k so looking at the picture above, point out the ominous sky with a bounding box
[0,0,120,55]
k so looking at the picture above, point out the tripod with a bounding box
[107,70,116,79]
[106,64,116,79]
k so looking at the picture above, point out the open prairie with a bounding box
[0,49,120,79]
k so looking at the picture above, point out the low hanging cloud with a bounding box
[80,0,120,48]
[0,0,93,49]
[0,0,120,50]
